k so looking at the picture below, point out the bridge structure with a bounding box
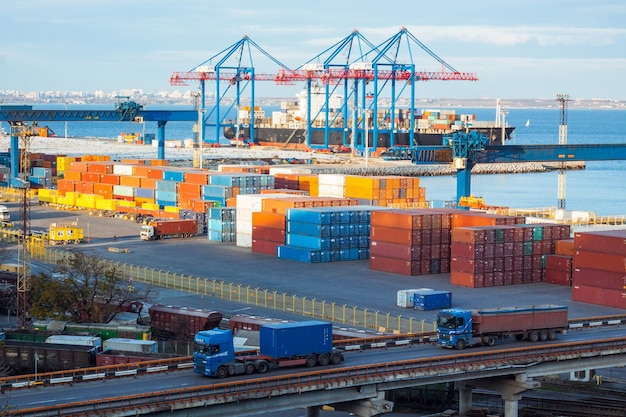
[401,131,626,206]
[0,104,197,184]
[8,334,626,417]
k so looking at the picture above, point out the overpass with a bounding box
[9,335,626,417]
[0,103,198,183]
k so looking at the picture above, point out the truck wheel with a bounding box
[257,361,269,374]
[216,366,228,379]
[305,354,317,367]
[244,362,255,375]
[454,339,466,350]
[548,330,557,340]
[484,336,496,347]
[318,353,330,366]
[529,331,539,342]
[539,331,548,341]
[330,352,342,365]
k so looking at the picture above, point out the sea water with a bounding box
[8,105,626,216]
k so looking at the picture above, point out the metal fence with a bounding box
[22,241,436,335]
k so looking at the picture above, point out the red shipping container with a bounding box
[369,256,422,276]
[572,267,626,290]
[574,230,626,256]
[572,284,626,309]
[252,226,285,244]
[575,250,626,274]
[545,269,571,286]
[450,242,485,259]
[370,241,420,261]
[544,254,573,271]
[450,256,486,274]
[251,239,280,256]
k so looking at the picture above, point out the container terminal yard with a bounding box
[1,28,626,417]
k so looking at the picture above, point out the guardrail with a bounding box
[12,337,626,417]
[25,245,435,335]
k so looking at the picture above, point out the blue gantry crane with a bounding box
[0,102,197,183]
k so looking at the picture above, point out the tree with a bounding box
[29,250,149,323]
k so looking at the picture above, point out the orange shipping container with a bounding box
[63,170,82,181]
[120,176,142,187]
[86,162,114,174]
[93,183,114,199]
[100,174,121,185]
[140,177,158,189]
[252,212,286,229]
[185,171,212,185]
[178,182,202,197]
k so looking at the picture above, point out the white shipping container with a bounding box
[318,174,346,187]
[112,185,134,197]
[45,335,102,348]
[103,338,158,353]
[113,164,134,176]
[396,288,433,308]
[318,184,345,198]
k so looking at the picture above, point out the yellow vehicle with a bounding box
[458,195,487,210]
[48,222,85,245]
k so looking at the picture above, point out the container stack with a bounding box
[277,206,383,263]
[572,230,626,309]
[207,207,236,243]
[235,193,300,248]
[369,209,451,276]
[344,175,426,207]
[450,223,571,288]
[203,173,275,207]
[251,211,287,255]
[544,238,575,286]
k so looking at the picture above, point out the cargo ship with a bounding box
[223,88,514,150]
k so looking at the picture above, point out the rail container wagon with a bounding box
[148,304,223,340]
[1,340,97,375]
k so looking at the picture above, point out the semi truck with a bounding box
[140,219,198,240]
[436,304,568,350]
[193,320,344,378]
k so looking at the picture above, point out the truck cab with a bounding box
[140,225,155,240]
[193,328,235,377]
[0,205,10,222]
[436,308,473,349]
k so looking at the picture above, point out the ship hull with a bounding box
[223,126,515,149]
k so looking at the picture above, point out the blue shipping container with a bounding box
[413,290,452,311]
[260,321,332,358]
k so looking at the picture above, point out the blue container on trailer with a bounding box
[260,321,333,358]
[413,290,452,311]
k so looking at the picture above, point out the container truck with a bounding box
[193,320,344,378]
[140,219,198,240]
[437,304,568,350]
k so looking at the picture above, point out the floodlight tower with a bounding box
[556,94,570,209]
[10,122,34,329]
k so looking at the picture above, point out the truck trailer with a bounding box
[437,304,568,349]
[140,219,198,240]
[193,320,344,378]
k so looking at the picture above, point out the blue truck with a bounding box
[436,305,568,350]
[193,320,344,378]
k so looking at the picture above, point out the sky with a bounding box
[1,0,626,100]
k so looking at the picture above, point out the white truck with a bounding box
[0,205,10,222]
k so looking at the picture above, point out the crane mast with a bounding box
[557,94,569,210]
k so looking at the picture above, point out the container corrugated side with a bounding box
[260,321,332,358]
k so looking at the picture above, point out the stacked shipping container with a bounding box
[369,208,454,275]
[572,230,626,309]
[450,223,571,288]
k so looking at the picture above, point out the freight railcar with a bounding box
[1,340,97,375]
[32,320,152,341]
[148,304,223,340]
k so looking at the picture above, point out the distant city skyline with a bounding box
[2,1,625,101]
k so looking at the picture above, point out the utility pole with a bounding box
[557,94,569,210]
